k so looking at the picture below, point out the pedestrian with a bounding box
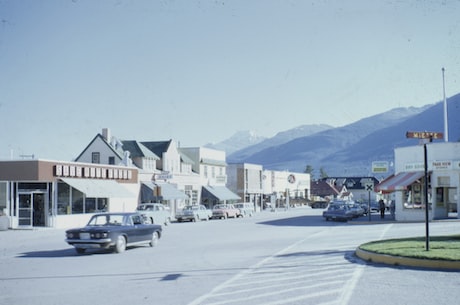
[379,199,385,219]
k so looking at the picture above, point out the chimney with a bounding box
[102,128,111,141]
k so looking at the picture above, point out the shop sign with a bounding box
[406,131,444,139]
[432,160,452,170]
[287,174,296,184]
[155,172,173,180]
[55,164,132,180]
[404,162,424,171]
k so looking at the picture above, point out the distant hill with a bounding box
[217,92,460,178]
[227,124,333,161]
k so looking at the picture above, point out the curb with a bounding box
[355,247,460,271]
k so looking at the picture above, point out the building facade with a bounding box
[376,142,460,221]
[227,163,263,210]
[180,147,240,208]
[0,160,138,229]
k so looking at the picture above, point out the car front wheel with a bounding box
[114,235,126,253]
[150,232,159,247]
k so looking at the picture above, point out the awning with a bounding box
[61,178,135,198]
[375,172,425,192]
[202,185,240,201]
[141,181,188,201]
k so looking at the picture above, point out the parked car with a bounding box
[322,203,354,221]
[212,204,240,219]
[175,205,212,222]
[348,203,366,218]
[309,201,329,209]
[234,202,254,217]
[136,203,171,226]
[65,212,162,254]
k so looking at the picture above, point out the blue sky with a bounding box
[1,0,459,161]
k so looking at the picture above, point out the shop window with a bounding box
[85,198,96,213]
[57,182,71,215]
[71,188,84,214]
[403,183,423,209]
[98,198,107,212]
[84,198,107,213]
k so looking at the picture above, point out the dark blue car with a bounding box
[65,212,162,254]
[322,203,354,221]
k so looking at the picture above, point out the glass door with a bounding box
[18,193,33,227]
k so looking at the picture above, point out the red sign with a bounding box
[406,131,444,139]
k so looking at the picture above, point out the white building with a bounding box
[179,147,240,208]
[262,170,311,200]
[376,142,460,221]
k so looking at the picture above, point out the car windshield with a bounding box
[136,205,152,211]
[214,205,226,209]
[88,214,124,226]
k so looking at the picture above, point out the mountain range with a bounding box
[207,93,460,179]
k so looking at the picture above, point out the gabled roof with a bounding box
[140,140,172,157]
[74,133,124,162]
[121,140,160,160]
[310,180,340,197]
[321,177,379,190]
[178,151,195,165]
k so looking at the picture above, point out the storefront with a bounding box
[376,142,460,221]
[0,160,138,229]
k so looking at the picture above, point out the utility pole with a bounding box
[442,67,448,142]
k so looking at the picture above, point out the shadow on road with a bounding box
[257,215,352,227]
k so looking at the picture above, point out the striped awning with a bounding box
[375,172,425,192]
[141,181,188,201]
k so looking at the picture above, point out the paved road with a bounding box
[1,207,459,305]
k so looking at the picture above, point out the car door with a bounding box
[128,215,150,243]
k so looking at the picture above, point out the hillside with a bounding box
[224,93,460,177]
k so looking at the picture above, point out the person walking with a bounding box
[379,199,385,219]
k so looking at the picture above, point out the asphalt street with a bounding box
[1,207,459,305]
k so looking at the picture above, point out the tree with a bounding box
[304,165,314,175]
[319,167,328,179]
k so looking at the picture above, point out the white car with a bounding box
[234,202,254,217]
[136,203,172,226]
[176,205,212,222]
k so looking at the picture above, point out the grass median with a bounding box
[358,235,460,261]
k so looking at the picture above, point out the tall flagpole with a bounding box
[442,67,448,142]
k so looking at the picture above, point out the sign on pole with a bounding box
[364,182,374,192]
[372,161,389,173]
[364,181,374,221]
[406,131,444,139]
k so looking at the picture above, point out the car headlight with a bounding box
[91,232,109,239]
[66,232,74,239]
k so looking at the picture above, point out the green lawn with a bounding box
[359,235,460,261]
